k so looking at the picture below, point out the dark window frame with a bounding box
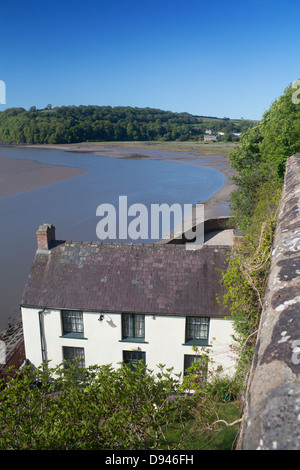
[123,350,146,371]
[185,316,210,346]
[121,313,145,342]
[183,354,208,381]
[61,310,84,339]
[62,346,85,368]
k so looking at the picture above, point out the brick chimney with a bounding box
[36,223,56,250]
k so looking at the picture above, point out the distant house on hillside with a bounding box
[20,224,236,379]
[205,129,213,134]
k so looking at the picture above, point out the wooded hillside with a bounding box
[0,105,255,144]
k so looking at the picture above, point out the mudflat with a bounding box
[15,142,236,218]
[0,150,86,198]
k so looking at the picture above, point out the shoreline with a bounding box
[0,142,235,218]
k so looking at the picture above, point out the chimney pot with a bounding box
[36,223,56,250]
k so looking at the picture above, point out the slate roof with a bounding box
[21,242,231,317]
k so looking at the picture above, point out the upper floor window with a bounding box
[185,316,210,345]
[122,313,145,342]
[61,310,84,338]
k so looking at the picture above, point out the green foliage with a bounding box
[0,105,254,144]
[229,80,300,229]
[0,362,181,450]
[222,180,281,376]
[222,221,274,365]
[0,361,240,450]
[221,81,298,377]
[204,376,241,403]
[193,402,241,450]
[259,83,300,178]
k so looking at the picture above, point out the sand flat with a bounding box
[0,150,86,198]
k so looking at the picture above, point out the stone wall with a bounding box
[158,215,234,245]
[237,155,300,450]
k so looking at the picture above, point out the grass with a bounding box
[163,401,241,451]
[188,402,241,450]
[77,140,237,157]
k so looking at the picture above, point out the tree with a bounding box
[228,80,300,229]
[0,105,255,144]
[259,81,300,178]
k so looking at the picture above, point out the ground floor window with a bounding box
[183,354,208,382]
[123,350,146,370]
[62,346,85,368]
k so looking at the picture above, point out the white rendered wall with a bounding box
[21,307,236,378]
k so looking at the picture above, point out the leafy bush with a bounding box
[221,81,298,378]
[205,376,241,403]
[0,361,241,450]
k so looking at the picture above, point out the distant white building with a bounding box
[21,224,236,379]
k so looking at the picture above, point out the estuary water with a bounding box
[0,146,224,328]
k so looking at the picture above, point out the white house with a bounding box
[20,224,236,379]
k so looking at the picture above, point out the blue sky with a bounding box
[0,0,299,120]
